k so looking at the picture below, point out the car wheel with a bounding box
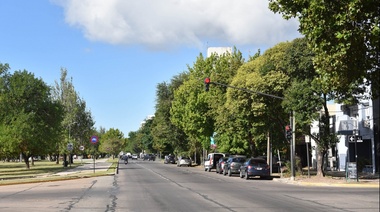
[228,169,231,177]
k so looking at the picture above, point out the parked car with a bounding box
[216,157,229,174]
[239,158,271,179]
[143,154,156,161]
[223,155,246,176]
[204,153,225,172]
[177,156,192,167]
[131,154,138,160]
[164,155,176,164]
[256,155,281,173]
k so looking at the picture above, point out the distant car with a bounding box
[164,155,176,164]
[216,157,228,174]
[239,158,271,180]
[223,155,246,177]
[131,154,138,160]
[177,156,192,167]
[143,154,156,161]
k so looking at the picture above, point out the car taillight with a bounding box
[248,165,252,169]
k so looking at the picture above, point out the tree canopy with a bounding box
[269,0,380,100]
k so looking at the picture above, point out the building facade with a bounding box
[309,98,379,174]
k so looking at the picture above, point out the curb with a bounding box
[273,177,380,188]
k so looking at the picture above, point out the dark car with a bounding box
[256,155,281,173]
[143,154,156,161]
[216,157,228,174]
[239,158,271,179]
[164,155,176,164]
[223,155,246,177]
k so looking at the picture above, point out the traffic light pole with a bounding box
[205,79,296,180]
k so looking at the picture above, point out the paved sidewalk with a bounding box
[272,175,379,188]
[55,158,114,176]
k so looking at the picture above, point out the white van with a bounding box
[204,153,225,172]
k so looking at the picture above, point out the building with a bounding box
[308,98,379,174]
[207,47,232,57]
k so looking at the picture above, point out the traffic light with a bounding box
[204,77,211,91]
[285,125,292,141]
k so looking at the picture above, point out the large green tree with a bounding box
[0,67,64,169]
[282,38,339,177]
[269,0,380,100]
[151,73,189,156]
[52,68,94,163]
[224,43,290,156]
[99,128,126,158]
[170,54,215,157]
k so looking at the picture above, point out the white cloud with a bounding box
[54,0,300,50]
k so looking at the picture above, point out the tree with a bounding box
[0,68,64,169]
[223,43,290,156]
[170,54,215,157]
[281,38,339,177]
[151,73,189,156]
[52,68,94,164]
[269,0,380,100]
[99,128,126,158]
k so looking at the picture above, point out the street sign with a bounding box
[90,135,99,144]
[348,135,363,143]
[348,135,355,143]
[67,143,73,151]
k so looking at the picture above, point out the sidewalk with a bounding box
[272,171,380,188]
[55,158,113,176]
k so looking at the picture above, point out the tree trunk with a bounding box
[316,149,323,177]
[22,153,30,169]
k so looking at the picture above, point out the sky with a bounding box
[0,0,301,137]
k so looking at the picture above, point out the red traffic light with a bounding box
[204,77,211,84]
[285,125,291,131]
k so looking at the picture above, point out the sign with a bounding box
[79,145,85,151]
[348,135,363,143]
[67,143,73,151]
[90,135,99,144]
[347,162,357,179]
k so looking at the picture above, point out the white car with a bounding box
[131,154,138,160]
[177,156,192,167]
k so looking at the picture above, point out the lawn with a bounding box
[0,158,119,185]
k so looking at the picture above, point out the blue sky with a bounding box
[0,0,300,137]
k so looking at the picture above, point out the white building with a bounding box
[309,100,376,174]
[207,47,232,57]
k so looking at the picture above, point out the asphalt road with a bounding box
[0,160,379,212]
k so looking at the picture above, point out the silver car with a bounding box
[177,156,192,167]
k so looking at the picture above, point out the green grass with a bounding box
[0,158,119,186]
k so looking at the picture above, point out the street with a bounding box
[0,160,378,212]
